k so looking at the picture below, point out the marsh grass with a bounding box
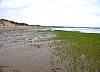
[47,30,100,72]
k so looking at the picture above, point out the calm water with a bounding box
[53,28,100,33]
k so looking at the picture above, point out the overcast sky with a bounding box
[0,0,100,27]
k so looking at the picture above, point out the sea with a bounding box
[52,27,100,34]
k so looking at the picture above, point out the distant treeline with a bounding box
[45,26,100,29]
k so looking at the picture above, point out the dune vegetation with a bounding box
[0,19,28,26]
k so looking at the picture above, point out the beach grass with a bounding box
[48,30,100,72]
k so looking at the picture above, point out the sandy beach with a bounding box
[0,26,56,72]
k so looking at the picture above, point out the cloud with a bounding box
[0,0,2,2]
[0,0,100,27]
[0,4,31,10]
[0,0,32,8]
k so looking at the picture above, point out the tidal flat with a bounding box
[0,27,100,72]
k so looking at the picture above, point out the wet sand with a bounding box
[0,27,65,72]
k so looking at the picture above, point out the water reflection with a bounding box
[54,28,100,33]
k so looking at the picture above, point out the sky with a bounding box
[0,0,100,27]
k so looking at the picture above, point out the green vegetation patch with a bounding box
[49,30,100,72]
